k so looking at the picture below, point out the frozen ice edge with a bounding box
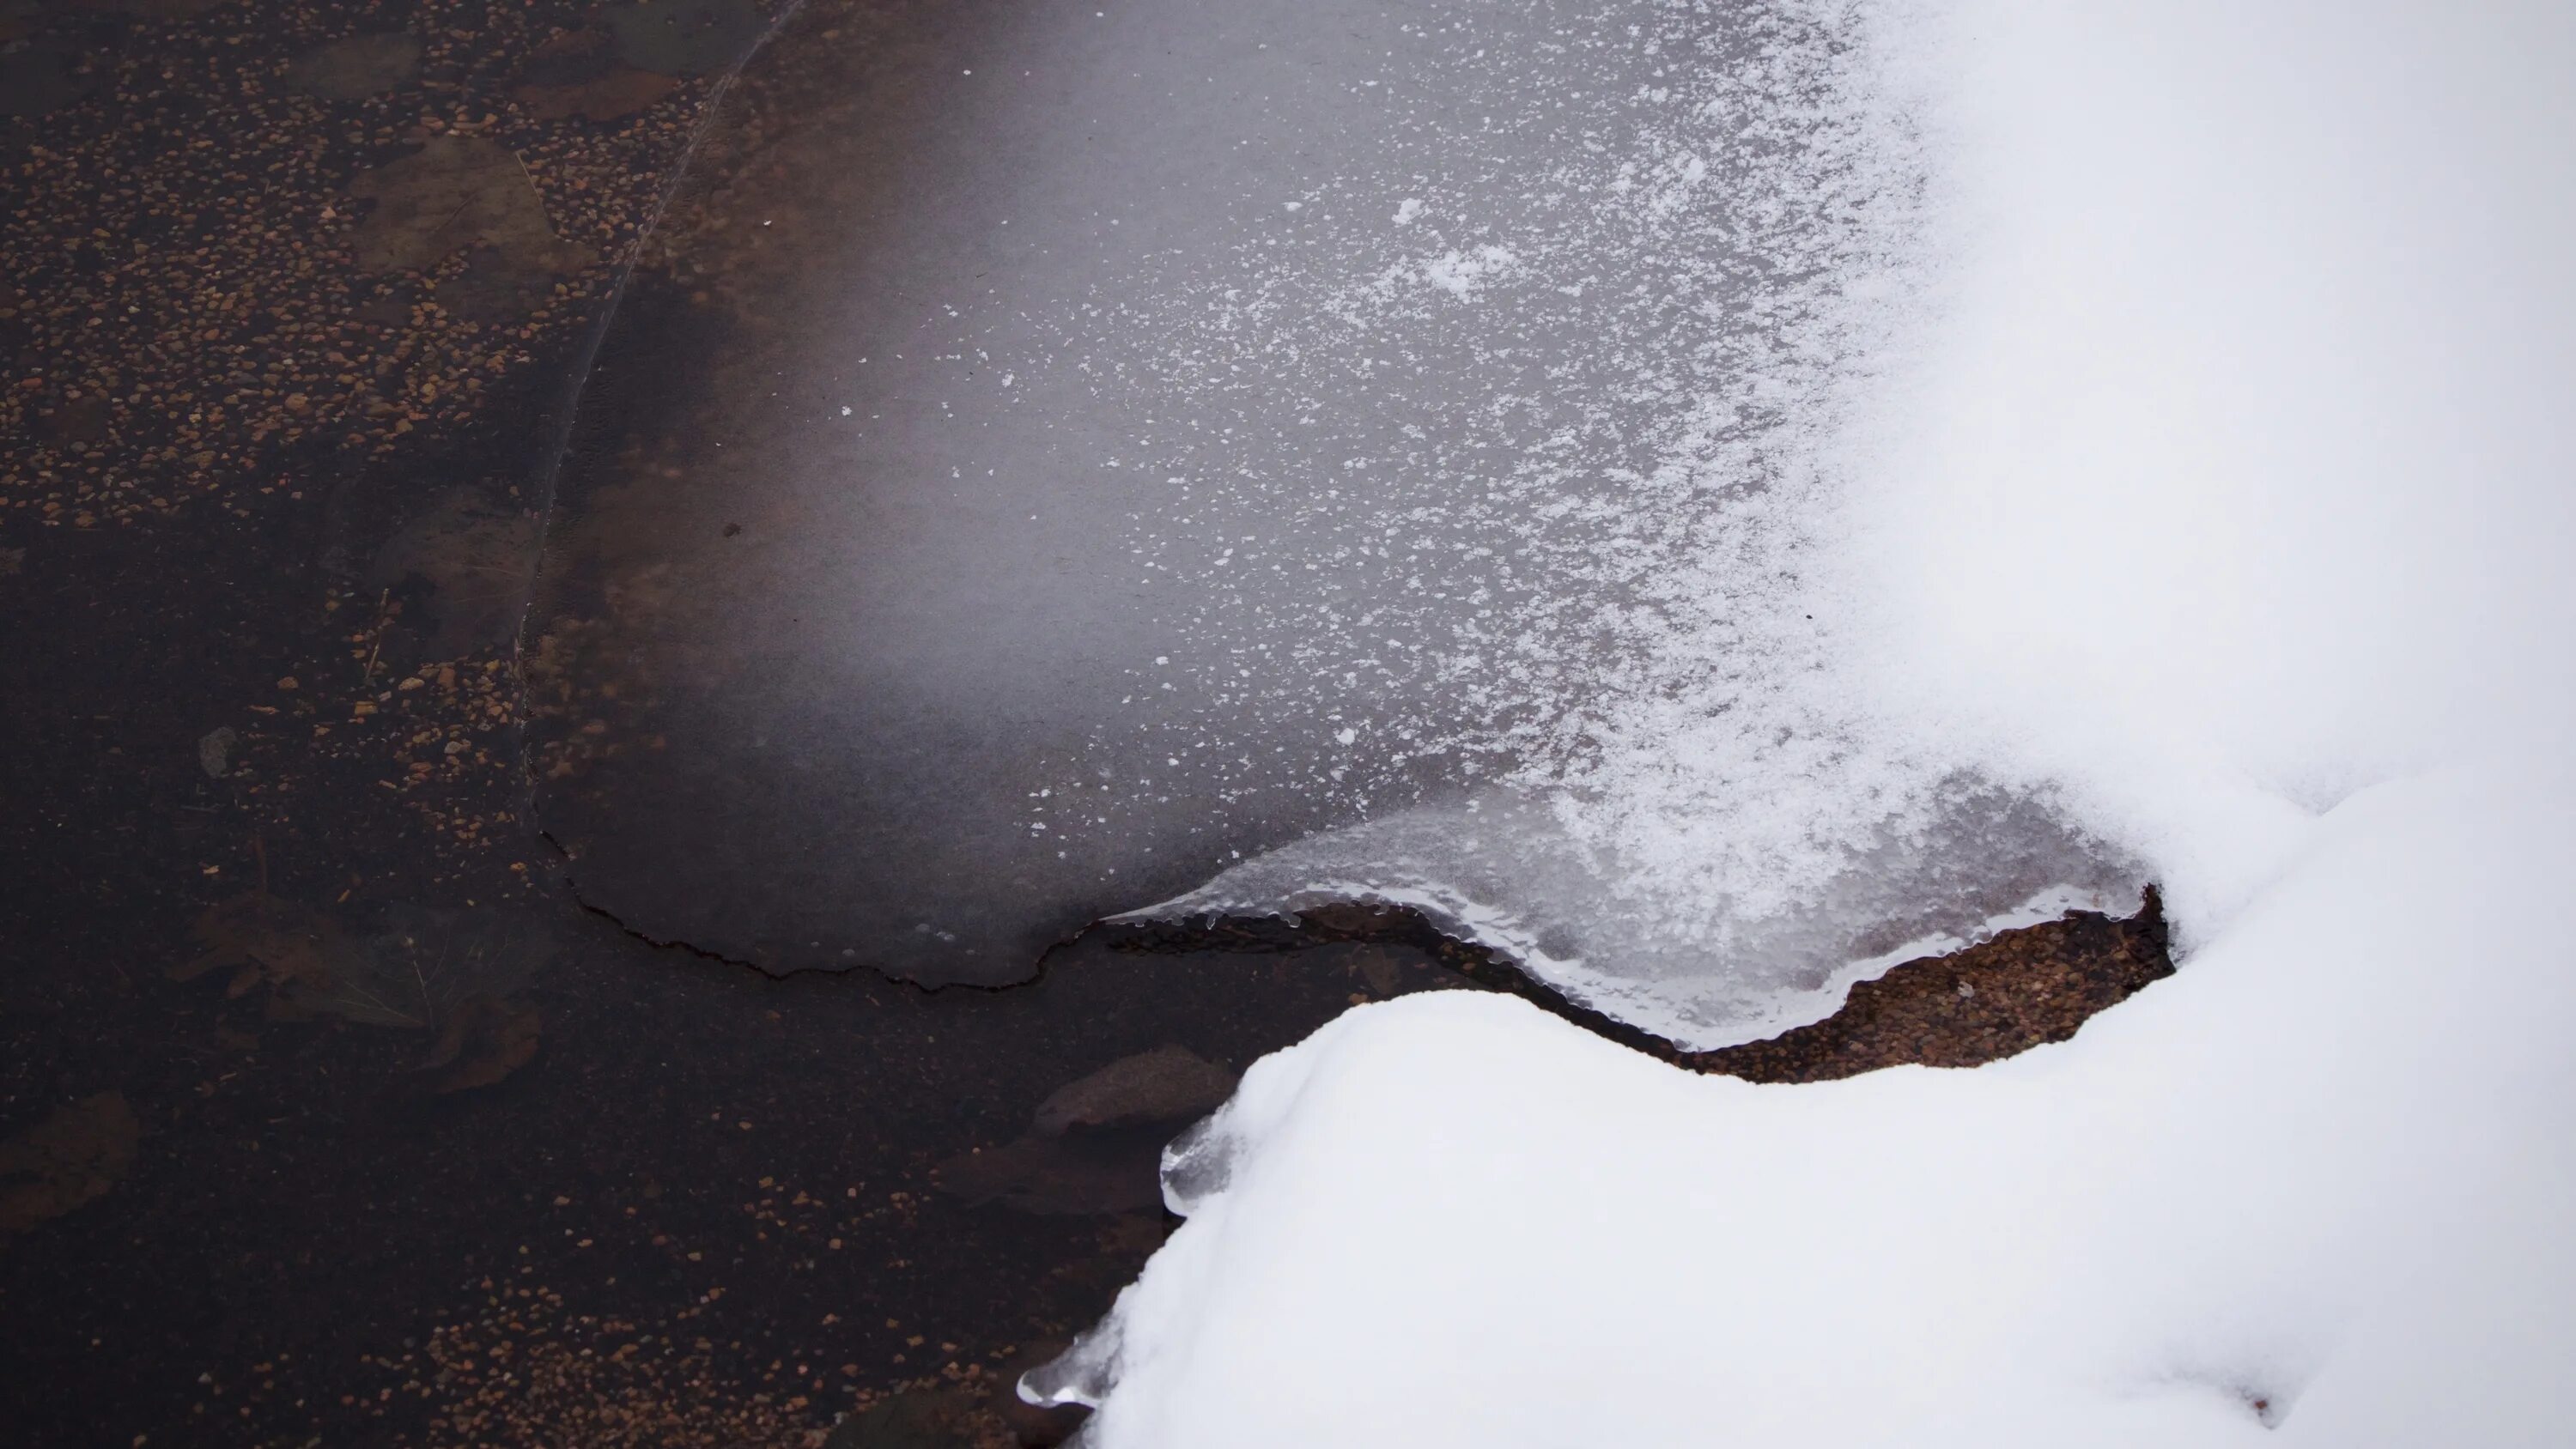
[1113,876,2131,1053]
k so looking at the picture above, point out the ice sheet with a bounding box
[537,0,2131,1032]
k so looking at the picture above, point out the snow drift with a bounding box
[1042,762,2576,1446]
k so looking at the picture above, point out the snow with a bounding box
[1035,0,2576,1440]
[1826,0,2576,940]
[1039,762,2576,1446]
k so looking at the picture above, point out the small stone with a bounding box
[345,137,594,276]
[197,726,237,779]
[514,66,679,123]
[520,28,617,88]
[1032,1045,1235,1137]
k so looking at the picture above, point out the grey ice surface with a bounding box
[534,0,2135,1042]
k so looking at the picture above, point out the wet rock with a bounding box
[431,243,562,324]
[283,32,419,101]
[196,724,235,778]
[345,136,594,276]
[0,38,94,118]
[173,892,351,1002]
[1032,1045,1234,1137]
[513,25,677,121]
[0,1093,137,1243]
[1349,944,1407,997]
[823,1386,973,1449]
[1021,1215,1172,1325]
[514,65,679,123]
[418,993,542,1094]
[939,1047,1238,1214]
[519,27,617,88]
[604,0,763,76]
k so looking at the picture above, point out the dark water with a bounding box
[0,440,1467,1445]
[0,3,1481,1440]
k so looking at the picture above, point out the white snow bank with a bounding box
[1038,763,2576,1446]
[1834,0,2576,940]
[1041,0,2576,1440]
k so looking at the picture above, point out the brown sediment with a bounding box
[0,0,742,528]
[361,1277,1022,1448]
[1689,888,2172,1082]
[0,0,790,917]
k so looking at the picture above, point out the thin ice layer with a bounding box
[1110,0,2136,1045]
[1131,786,2134,1049]
[536,0,2124,1022]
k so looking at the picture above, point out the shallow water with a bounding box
[0,3,1482,1436]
